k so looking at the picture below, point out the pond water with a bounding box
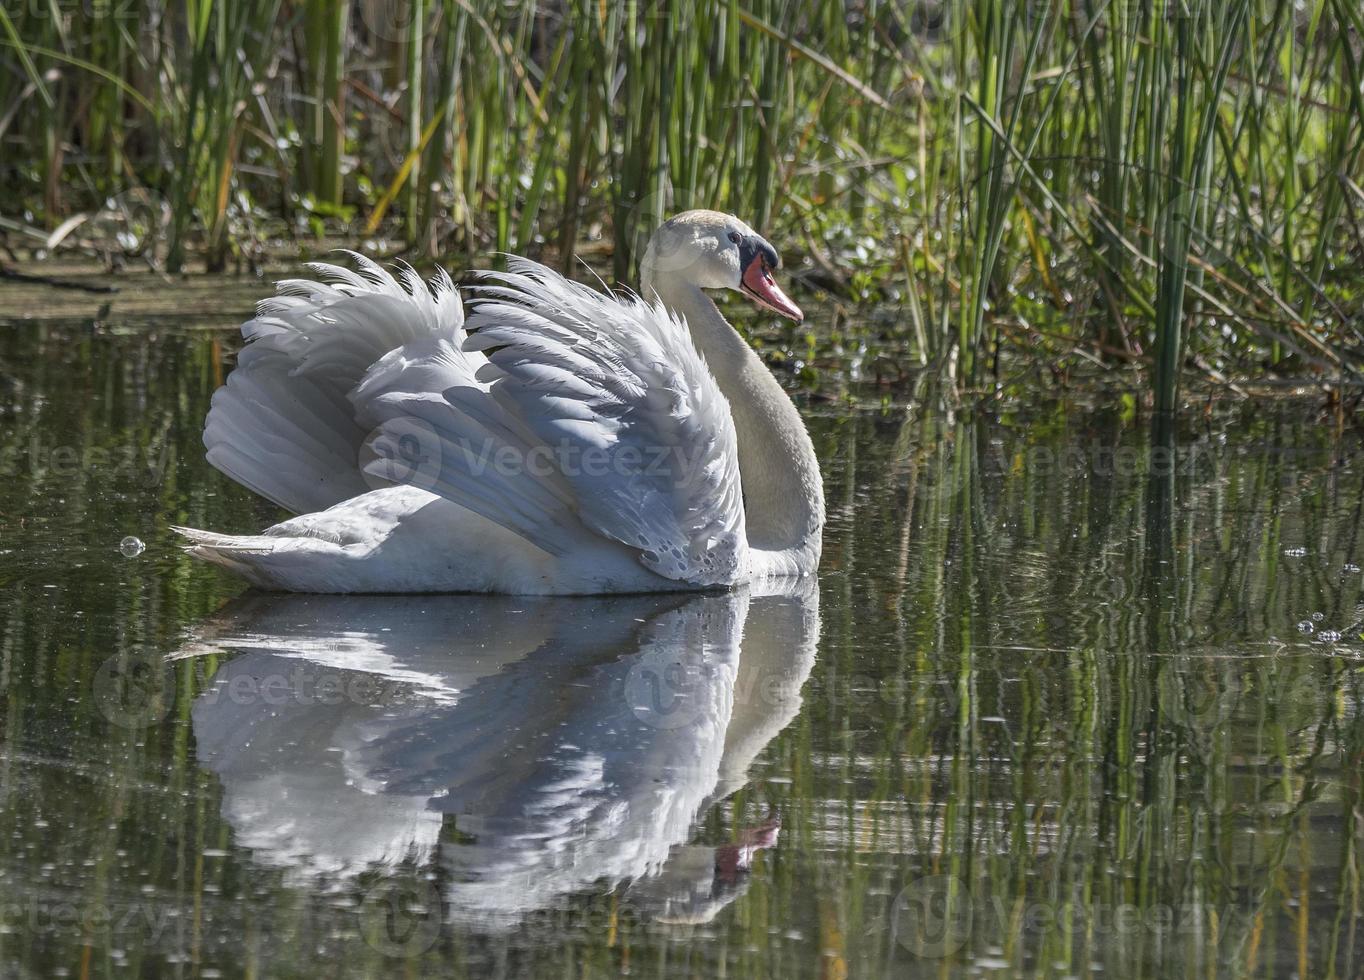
[0,306,1361,978]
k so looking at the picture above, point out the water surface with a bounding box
[0,310,1361,978]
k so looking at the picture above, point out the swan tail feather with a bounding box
[170,524,358,592]
[169,525,280,552]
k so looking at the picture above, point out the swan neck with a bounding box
[641,267,824,575]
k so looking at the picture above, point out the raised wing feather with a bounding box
[462,259,746,586]
[351,329,586,557]
[201,254,745,590]
[204,253,463,514]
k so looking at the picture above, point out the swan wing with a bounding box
[459,259,746,586]
[201,255,745,588]
[349,318,588,558]
[203,254,461,514]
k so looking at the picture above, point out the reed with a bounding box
[1,0,1360,404]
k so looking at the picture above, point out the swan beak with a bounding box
[740,254,803,323]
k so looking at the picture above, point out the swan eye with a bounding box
[727,231,742,245]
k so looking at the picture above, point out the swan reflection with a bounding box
[180,582,818,927]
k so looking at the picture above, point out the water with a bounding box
[1,314,1362,978]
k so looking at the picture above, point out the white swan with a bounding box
[175,210,824,594]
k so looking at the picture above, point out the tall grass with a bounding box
[1,0,1360,403]
[164,0,284,272]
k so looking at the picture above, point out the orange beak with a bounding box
[740,255,803,322]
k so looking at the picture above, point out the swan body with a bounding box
[176,210,824,594]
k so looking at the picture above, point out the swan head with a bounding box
[641,209,803,322]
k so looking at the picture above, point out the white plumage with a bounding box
[176,210,823,594]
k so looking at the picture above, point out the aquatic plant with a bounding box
[1,0,1360,403]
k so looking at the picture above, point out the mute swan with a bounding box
[175,210,824,594]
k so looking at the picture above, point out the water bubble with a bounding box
[1317,630,1342,644]
[1311,612,1325,622]
[1344,564,1360,574]
[119,536,145,558]
[1283,547,1307,558]
[1296,621,1314,634]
